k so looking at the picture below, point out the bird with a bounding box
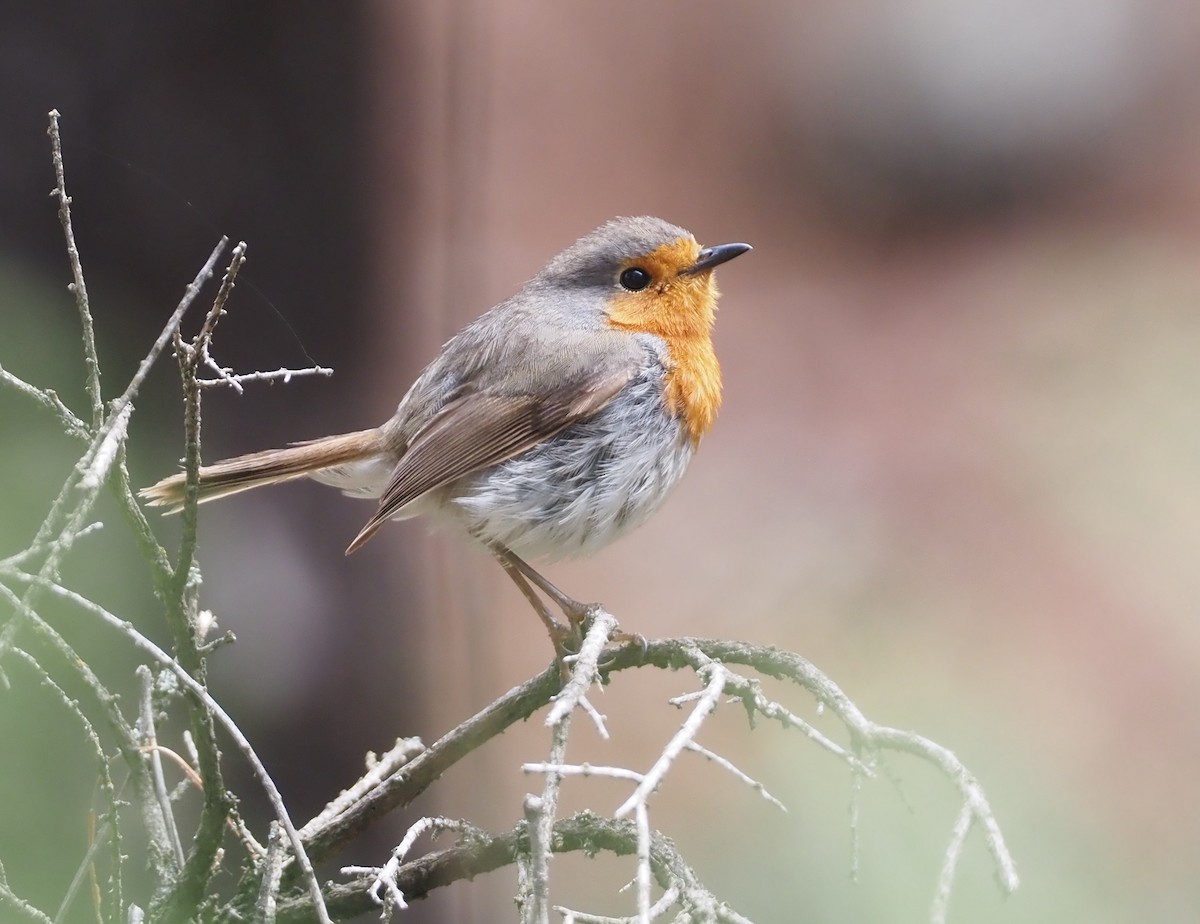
[142,216,750,650]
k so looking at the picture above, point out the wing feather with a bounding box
[344,364,635,553]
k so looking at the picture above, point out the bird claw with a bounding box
[596,631,648,671]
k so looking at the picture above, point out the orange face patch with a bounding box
[604,237,724,445]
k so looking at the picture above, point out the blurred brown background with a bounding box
[3,1,1199,921]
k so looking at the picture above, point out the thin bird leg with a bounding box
[494,547,594,625]
[494,547,641,663]
[493,551,575,657]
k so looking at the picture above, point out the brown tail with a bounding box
[140,429,385,513]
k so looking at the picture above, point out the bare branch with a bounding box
[5,572,333,924]
[522,764,645,786]
[342,817,484,921]
[281,813,751,924]
[555,886,679,924]
[0,576,143,763]
[114,238,228,419]
[136,665,186,869]
[78,401,131,492]
[682,742,787,812]
[198,364,334,392]
[614,665,726,819]
[868,726,1019,897]
[632,803,652,922]
[575,695,609,740]
[0,236,226,665]
[152,243,249,917]
[299,738,425,841]
[516,614,629,923]
[0,868,54,924]
[522,708,572,924]
[6,648,124,924]
[47,109,102,427]
[0,365,88,439]
[522,795,552,924]
[295,633,1017,918]
[602,639,1019,900]
[299,662,562,861]
[174,241,247,575]
[546,610,619,727]
[257,823,288,924]
[931,803,975,924]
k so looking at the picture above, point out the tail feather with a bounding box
[140,428,385,513]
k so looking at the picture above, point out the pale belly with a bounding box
[446,377,694,560]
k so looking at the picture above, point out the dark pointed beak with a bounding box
[681,241,752,276]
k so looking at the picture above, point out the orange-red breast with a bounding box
[142,217,750,642]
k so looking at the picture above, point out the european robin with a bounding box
[143,216,750,648]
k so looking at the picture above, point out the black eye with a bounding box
[619,267,652,291]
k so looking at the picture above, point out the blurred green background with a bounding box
[2,2,1199,921]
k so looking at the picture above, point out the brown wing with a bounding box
[344,365,635,554]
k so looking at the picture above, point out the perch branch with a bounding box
[281,813,751,924]
[295,635,1016,909]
